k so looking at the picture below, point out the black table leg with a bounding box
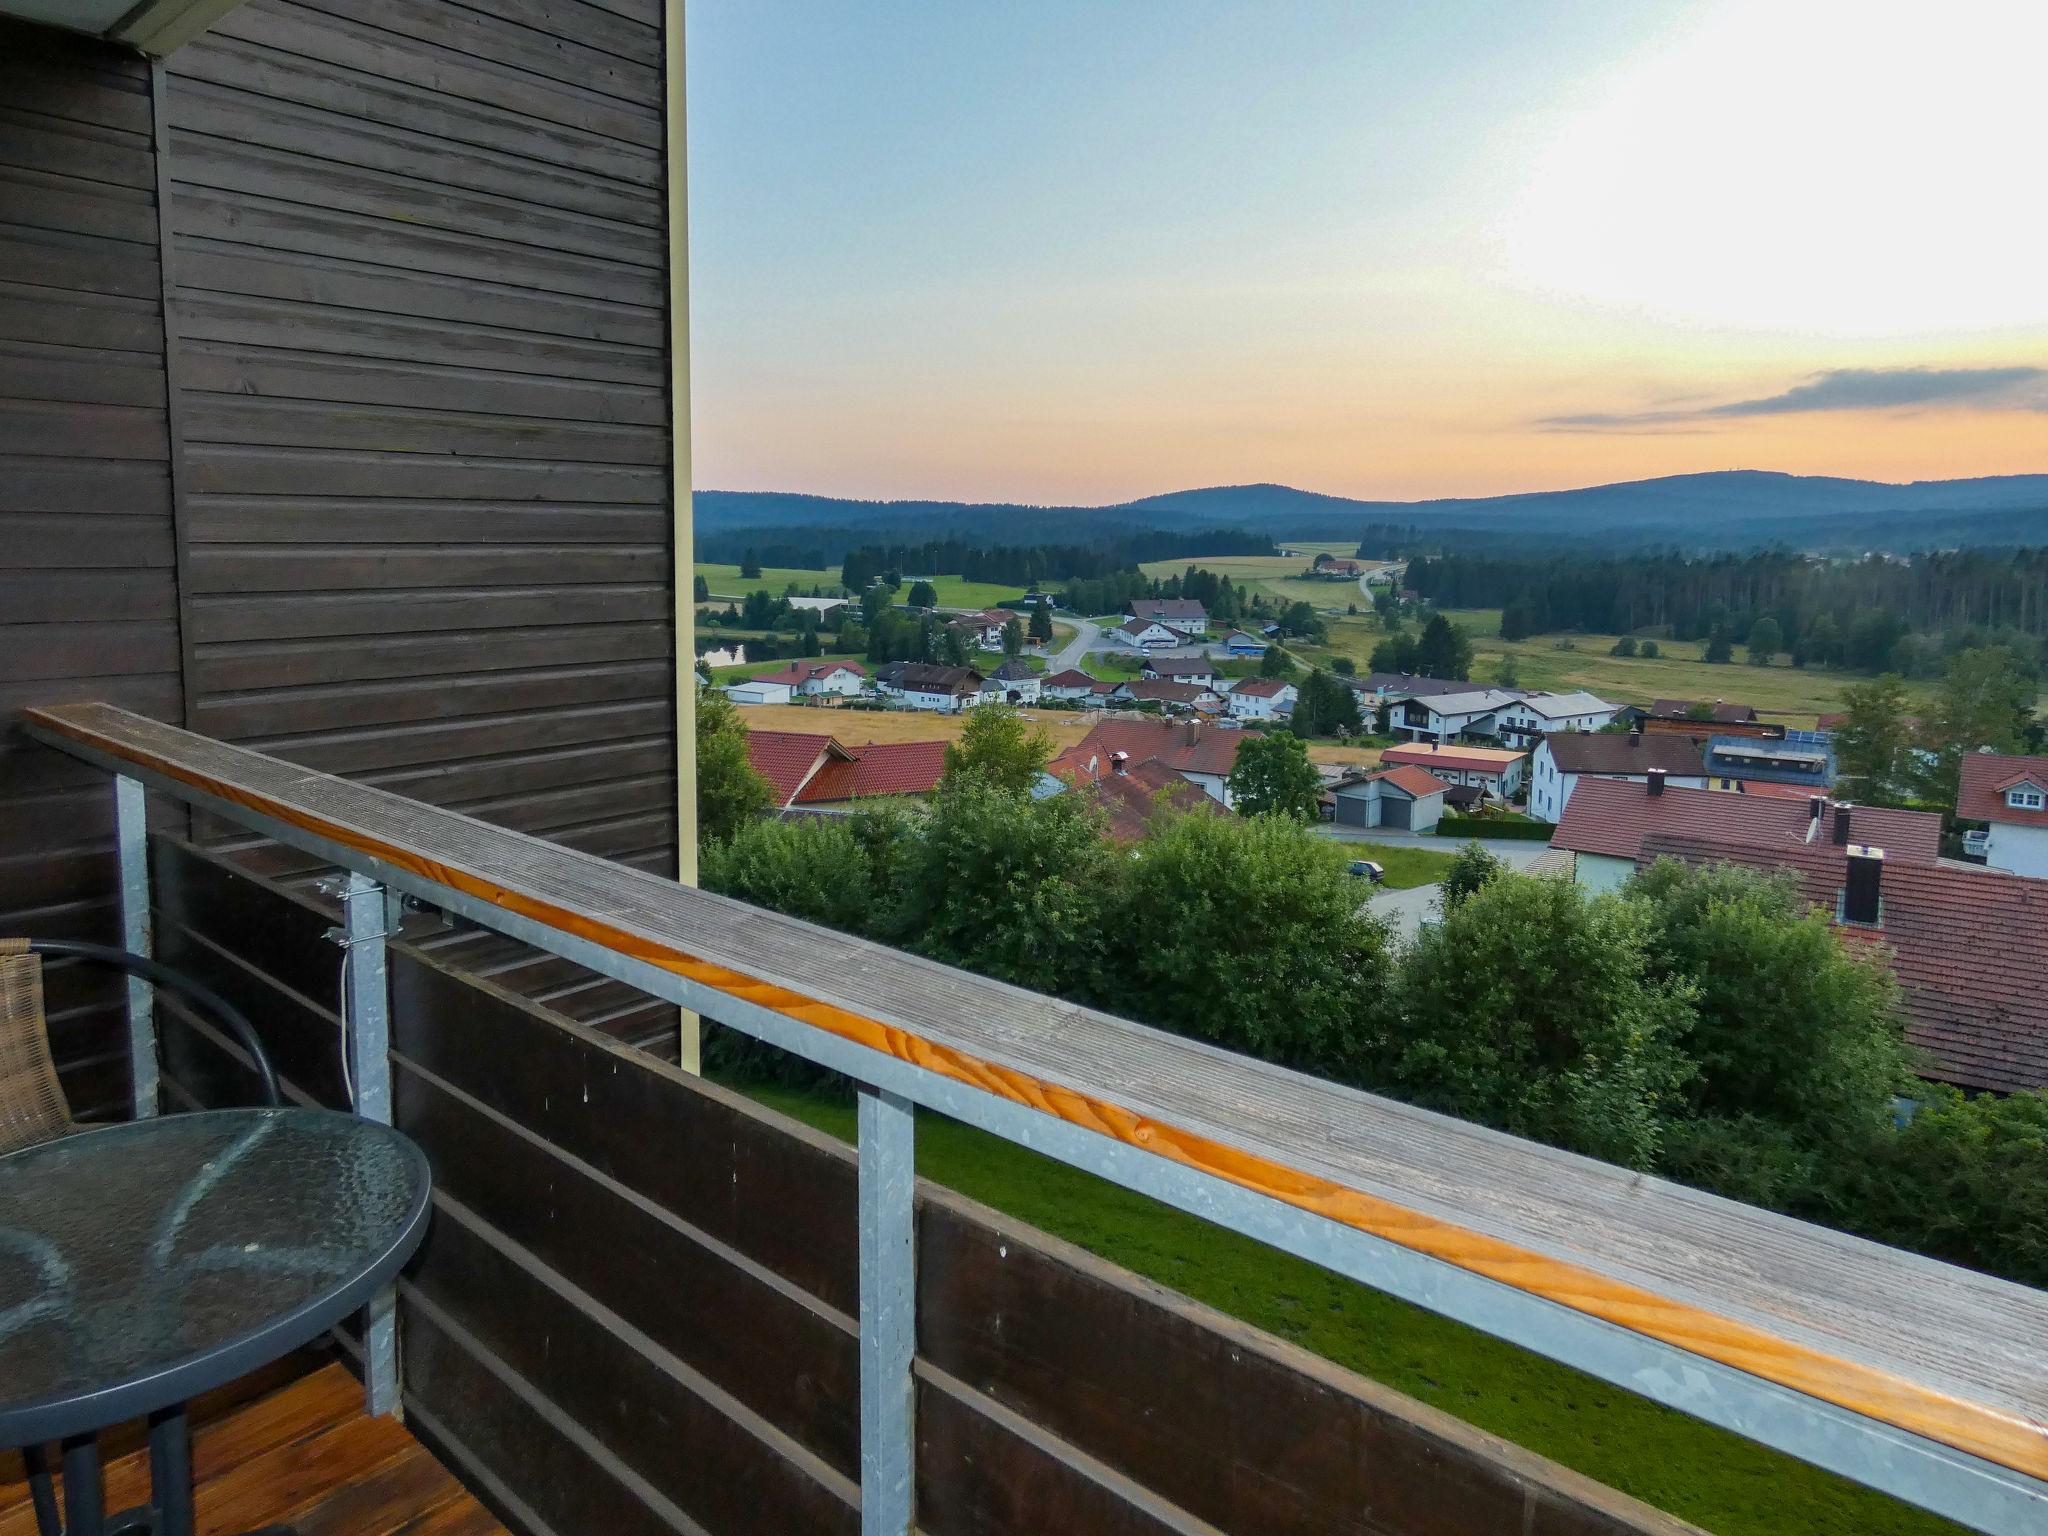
[60,1435,102,1536]
[146,1409,193,1536]
[21,1444,60,1536]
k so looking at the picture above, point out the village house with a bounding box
[1547,776,1941,893]
[750,658,868,699]
[1352,673,1469,709]
[1041,668,1112,703]
[1115,616,1182,651]
[1140,656,1217,687]
[1701,730,1836,793]
[1328,764,1449,833]
[955,609,1018,649]
[1393,688,1520,743]
[1223,629,1270,658]
[1112,679,1226,714]
[1042,750,1228,841]
[744,730,948,811]
[985,659,1041,705]
[1529,728,1707,823]
[1056,719,1245,806]
[1639,830,2048,1095]
[874,661,985,712]
[1312,556,1366,578]
[1489,691,1621,750]
[1958,750,2048,878]
[1379,742,1527,801]
[1125,598,1210,638]
[1225,676,1297,721]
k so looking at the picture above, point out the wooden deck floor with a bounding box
[0,1362,505,1536]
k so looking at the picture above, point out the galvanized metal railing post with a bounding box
[858,1085,916,1534]
[340,872,400,1416]
[113,773,159,1119]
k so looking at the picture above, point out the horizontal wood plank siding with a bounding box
[145,837,1696,1536]
[0,22,179,1116]
[161,0,676,876]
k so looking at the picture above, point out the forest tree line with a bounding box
[1406,548,2048,677]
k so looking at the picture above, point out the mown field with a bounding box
[732,703,1095,751]
[736,1083,1963,1536]
[1258,606,1922,727]
[696,564,1026,611]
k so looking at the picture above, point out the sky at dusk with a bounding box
[686,0,2048,505]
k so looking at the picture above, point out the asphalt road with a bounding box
[1046,615,1101,671]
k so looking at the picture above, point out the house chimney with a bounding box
[1647,768,1666,797]
[1110,750,1129,776]
[1629,727,1641,749]
[1831,802,1852,846]
[1843,844,1885,925]
[1806,795,1826,842]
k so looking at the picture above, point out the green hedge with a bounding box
[1433,816,1556,841]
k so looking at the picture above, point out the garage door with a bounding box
[1383,796,1412,830]
[1334,794,1372,827]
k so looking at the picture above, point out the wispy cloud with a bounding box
[1542,366,2048,432]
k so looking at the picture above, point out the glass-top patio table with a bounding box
[0,1108,431,1536]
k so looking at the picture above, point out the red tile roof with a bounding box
[1060,719,1244,781]
[1540,731,1705,776]
[1381,743,1526,774]
[1642,833,2048,1093]
[1053,756,1222,841]
[1732,779,1826,801]
[797,740,948,803]
[1958,751,2048,827]
[1043,669,1098,689]
[744,730,843,807]
[1371,765,1450,797]
[1552,778,1941,865]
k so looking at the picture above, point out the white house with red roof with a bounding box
[1958,751,2048,879]
[1225,676,1296,720]
[1041,668,1111,703]
[752,658,868,698]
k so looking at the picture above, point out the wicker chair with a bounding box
[0,937,281,1155]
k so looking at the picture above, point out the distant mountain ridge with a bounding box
[699,470,2048,555]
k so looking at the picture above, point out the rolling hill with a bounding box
[699,470,2048,557]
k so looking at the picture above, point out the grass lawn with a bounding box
[1342,839,1453,888]
[697,563,847,599]
[1083,651,1146,680]
[1301,610,1930,728]
[696,565,1029,612]
[736,1081,1963,1536]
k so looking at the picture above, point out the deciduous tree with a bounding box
[1226,732,1323,820]
[696,686,773,844]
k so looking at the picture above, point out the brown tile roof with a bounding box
[744,730,844,807]
[1540,731,1706,777]
[1957,751,2048,827]
[1650,699,1758,723]
[1043,668,1106,690]
[876,662,982,692]
[1117,679,1217,706]
[1061,718,1244,781]
[1642,833,2048,1093]
[797,740,948,803]
[1128,598,1207,622]
[1553,778,1941,865]
[1229,676,1293,698]
[1370,765,1450,797]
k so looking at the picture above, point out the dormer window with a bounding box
[2008,787,2045,810]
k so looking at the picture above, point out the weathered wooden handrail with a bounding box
[23,701,2048,1536]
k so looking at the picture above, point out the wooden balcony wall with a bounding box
[149,831,1698,1536]
[0,0,680,1103]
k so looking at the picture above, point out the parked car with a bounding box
[1347,859,1385,885]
